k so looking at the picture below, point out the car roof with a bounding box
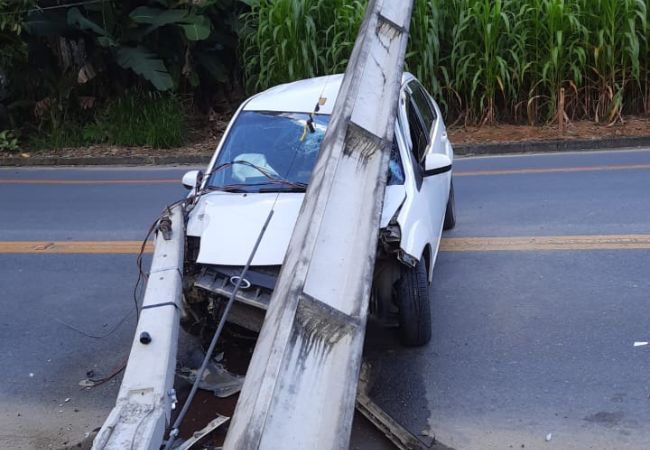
[243,72,416,115]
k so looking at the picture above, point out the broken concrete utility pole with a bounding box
[92,206,184,450]
[224,1,414,449]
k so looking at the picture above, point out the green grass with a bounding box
[29,91,185,150]
[95,91,185,148]
[241,0,650,125]
[28,125,87,150]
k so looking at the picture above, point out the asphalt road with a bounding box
[1,148,650,449]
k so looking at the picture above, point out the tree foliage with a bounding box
[0,0,245,143]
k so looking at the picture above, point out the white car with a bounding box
[180,73,455,346]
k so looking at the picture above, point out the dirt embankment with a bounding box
[448,117,650,145]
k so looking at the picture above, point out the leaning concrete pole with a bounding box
[224,1,414,449]
[92,206,184,450]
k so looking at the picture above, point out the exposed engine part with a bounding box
[397,249,418,268]
[181,264,280,334]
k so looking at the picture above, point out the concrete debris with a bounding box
[78,379,95,388]
[174,415,229,450]
[179,361,243,398]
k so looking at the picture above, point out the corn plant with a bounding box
[523,0,587,123]
[322,1,365,75]
[582,0,647,122]
[241,0,650,126]
[240,0,364,93]
[407,0,444,104]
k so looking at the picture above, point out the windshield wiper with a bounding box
[258,185,307,193]
[258,179,308,193]
[204,185,249,193]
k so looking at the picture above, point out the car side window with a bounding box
[408,81,437,133]
[406,96,428,163]
[387,138,405,186]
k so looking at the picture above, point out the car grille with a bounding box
[194,265,281,310]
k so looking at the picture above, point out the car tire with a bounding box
[396,258,432,347]
[443,180,456,230]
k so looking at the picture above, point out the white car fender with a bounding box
[393,94,452,283]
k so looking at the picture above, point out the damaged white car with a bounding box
[180,72,455,347]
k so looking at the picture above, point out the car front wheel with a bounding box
[396,258,432,346]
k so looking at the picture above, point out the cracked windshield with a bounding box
[208,111,328,192]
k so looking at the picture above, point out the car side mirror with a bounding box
[182,170,203,190]
[424,153,452,176]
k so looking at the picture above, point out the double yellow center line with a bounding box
[2,162,649,254]
[1,161,650,186]
[439,234,650,252]
[1,234,649,254]
[0,241,154,254]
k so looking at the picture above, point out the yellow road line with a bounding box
[440,234,650,252]
[1,163,649,185]
[1,235,650,254]
[0,241,153,254]
[0,179,178,185]
[455,163,650,177]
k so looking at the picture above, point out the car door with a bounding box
[395,79,451,280]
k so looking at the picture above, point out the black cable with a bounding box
[54,309,134,340]
[133,217,160,322]
[82,356,128,388]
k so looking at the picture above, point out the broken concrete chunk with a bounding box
[178,360,243,398]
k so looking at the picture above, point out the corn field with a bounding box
[241,0,650,125]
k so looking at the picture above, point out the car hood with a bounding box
[188,186,405,267]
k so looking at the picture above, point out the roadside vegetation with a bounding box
[0,0,244,150]
[1,0,650,152]
[243,0,650,126]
